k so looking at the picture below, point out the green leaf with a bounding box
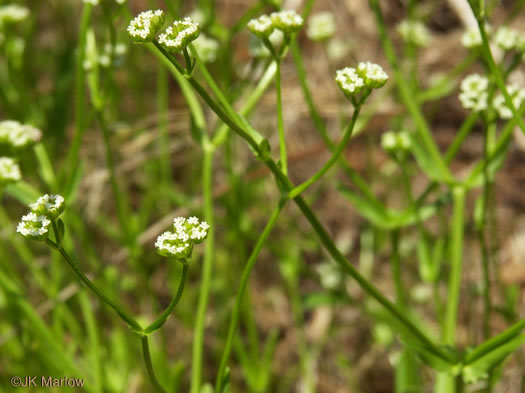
[408,133,449,182]
[337,185,392,229]
[4,181,40,204]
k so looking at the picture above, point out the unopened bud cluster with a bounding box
[306,12,336,42]
[17,194,65,241]
[381,131,411,153]
[397,20,430,47]
[336,62,388,103]
[0,4,29,26]
[155,216,210,262]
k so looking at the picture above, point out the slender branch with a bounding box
[289,105,361,198]
[215,200,285,393]
[47,241,142,333]
[144,263,190,334]
[275,60,288,174]
[141,335,168,393]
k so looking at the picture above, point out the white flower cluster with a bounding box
[307,12,336,42]
[494,84,525,119]
[397,20,430,47]
[17,194,66,241]
[357,62,389,89]
[0,120,42,152]
[459,74,489,111]
[336,62,388,99]
[17,213,51,241]
[0,4,29,25]
[248,9,303,40]
[271,10,304,34]
[30,194,65,219]
[381,130,411,153]
[494,26,520,51]
[83,0,99,5]
[155,216,210,261]
[99,43,127,68]
[158,17,200,53]
[336,67,365,95]
[193,34,219,63]
[247,15,274,38]
[127,10,165,42]
[0,157,21,186]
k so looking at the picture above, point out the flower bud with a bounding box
[127,10,165,43]
[396,20,430,47]
[158,17,200,53]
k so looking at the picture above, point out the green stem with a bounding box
[289,105,361,198]
[190,147,215,393]
[275,60,288,174]
[144,263,189,334]
[444,187,466,345]
[215,200,285,393]
[141,335,168,393]
[95,110,131,247]
[63,4,92,184]
[152,50,451,364]
[47,240,142,333]
[368,0,451,182]
[391,230,406,308]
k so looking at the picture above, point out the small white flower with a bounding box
[336,67,365,97]
[127,10,165,42]
[158,17,200,52]
[0,120,42,151]
[83,0,100,5]
[0,5,29,25]
[494,84,525,119]
[193,34,219,63]
[270,10,304,34]
[357,62,388,89]
[247,15,275,39]
[459,73,489,111]
[494,26,519,51]
[306,12,336,41]
[397,20,430,47]
[29,194,65,220]
[17,212,51,241]
[0,157,21,185]
[156,216,210,260]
